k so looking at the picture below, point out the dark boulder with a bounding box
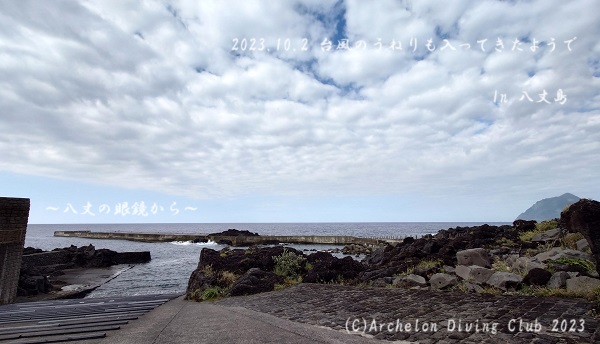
[561,199,600,274]
[362,244,393,265]
[19,274,51,296]
[341,244,371,255]
[304,251,364,283]
[185,269,218,299]
[229,268,283,296]
[209,229,259,237]
[513,220,537,233]
[187,246,306,298]
[422,241,442,255]
[523,268,553,286]
[23,247,44,255]
[197,246,302,275]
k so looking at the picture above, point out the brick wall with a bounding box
[0,197,30,304]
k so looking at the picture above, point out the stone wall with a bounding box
[0,197,30,304]
[21,250,70,268]
[20,250,152,267]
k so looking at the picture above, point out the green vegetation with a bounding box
[536,219,559,232]
[479,286,504,295]
[394,266,415,277]
[273,249,306,278]
[519,231,541,242]
[561,233,585,250]
[200,264,214,276]
[187,286,225,302]
[496,237,517,247]
[274,276,303,291]
[393,259,443,278]
[200,286,225,301]
[547,257,596,275]
[519,220,558,242]
[218,271,238,287]
[187,289,202,301]
[416,258,443,270]
[519,285,600,304]
[491,257,531,277]
[454,281,470,293]
[491,259,512,273]
[523,242,557,258]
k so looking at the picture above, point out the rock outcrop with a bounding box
[561,199,600,274]
[229,268,282,296]
[18,245,151,297]
[208,229,259,237]
[186,246,364,300]
[304,252,364,283]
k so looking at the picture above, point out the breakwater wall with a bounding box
[53,231,402,246]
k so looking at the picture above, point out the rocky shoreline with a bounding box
[186,199,600,314]
[19,244,151,299]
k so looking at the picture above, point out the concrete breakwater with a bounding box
[53,230,402,246]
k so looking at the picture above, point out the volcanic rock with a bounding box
[209,229,259,237]
[547,271,569,289]
[393,274,427,288]
[513,220,537,233]
[566,276,600,292]
[304,251,364,283]
[429,273,457,289]
[561,199,600,274]
[456,248,491,268]
[229,268,283,296]
[486,272,522,291]
[523,268,552,286]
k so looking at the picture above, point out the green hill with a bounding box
[516,193,581,222]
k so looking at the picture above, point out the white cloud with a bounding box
[0,0,598,218]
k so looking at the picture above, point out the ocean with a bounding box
[25,222,510,297]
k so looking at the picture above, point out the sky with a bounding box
[1,0,599,224]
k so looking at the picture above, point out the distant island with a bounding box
[515,192,581,222]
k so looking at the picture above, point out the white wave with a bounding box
[170,240,217,246]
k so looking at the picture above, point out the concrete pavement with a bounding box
[85,296,382,344]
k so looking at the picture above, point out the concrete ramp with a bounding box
[0,293,180,343]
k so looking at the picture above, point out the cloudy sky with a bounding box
[1,0,599,224]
